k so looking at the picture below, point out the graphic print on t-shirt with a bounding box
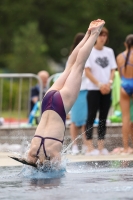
[95,57,109,68]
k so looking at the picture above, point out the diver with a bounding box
[10,19,105,168]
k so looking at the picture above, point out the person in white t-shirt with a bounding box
[85,27,117,156]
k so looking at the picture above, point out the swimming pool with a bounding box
[0,161,133,200]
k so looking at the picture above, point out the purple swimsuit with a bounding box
[34,90,66,160]
[41,90,66,124]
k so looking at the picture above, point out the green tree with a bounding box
[33,0,133,60]
[0,0,36,68]
[0,0,133,69]
[8,22,49,73]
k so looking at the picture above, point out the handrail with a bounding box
[0,73,43,128]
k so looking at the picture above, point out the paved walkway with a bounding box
[0,152,22,166]
[1,152,133,167]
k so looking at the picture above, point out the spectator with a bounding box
[30,70,49,111]
[85,27,117,155]
[116,34,133,155]
[69,33,88,155]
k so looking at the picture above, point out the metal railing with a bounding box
[0,72,121,129]
[0,73,43,128]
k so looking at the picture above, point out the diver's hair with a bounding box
[124,34,133,68]
[70,33,85,54]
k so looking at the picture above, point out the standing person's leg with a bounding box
[70,91,81,150]
[70,90,88,154]
[70,123,80,155]
[130,97,133,144]
[81,125,88,154]
[81,90,88,154]
[70,92,81,155]
[86,91,100,153]
[70,123,87,155]
[120,88,131,153]
[98,92,111,154]
[60,20,105,114]
[81,125,87,143]
[70,123,79,144]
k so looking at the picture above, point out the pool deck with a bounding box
[1,123,133,167]
[1,152,133,167]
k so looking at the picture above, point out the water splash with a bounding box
[19,157,67,179]
[62,126,93,155]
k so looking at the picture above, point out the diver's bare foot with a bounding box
[88,19,105,35]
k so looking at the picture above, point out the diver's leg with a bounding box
[47,31,90,92]
[60,19,105,113]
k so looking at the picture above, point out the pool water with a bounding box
[0,161,133,200]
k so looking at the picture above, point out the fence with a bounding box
[0,73,43,128]
[0,73,123,151]
[0,73,122,129]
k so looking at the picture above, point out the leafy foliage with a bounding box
[0,0,133,70]
[8,22,49,73]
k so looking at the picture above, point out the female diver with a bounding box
[10,19,105,167]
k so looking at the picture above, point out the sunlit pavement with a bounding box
[1,152,133,167]
[0,152,22,166]
[65,154,133,162]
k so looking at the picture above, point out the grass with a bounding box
[0,110,28,120]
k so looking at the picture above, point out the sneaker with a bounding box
[81,145,88,155]
[100,148,109,155]
[71,145,80,155]
[85,149,100,156]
